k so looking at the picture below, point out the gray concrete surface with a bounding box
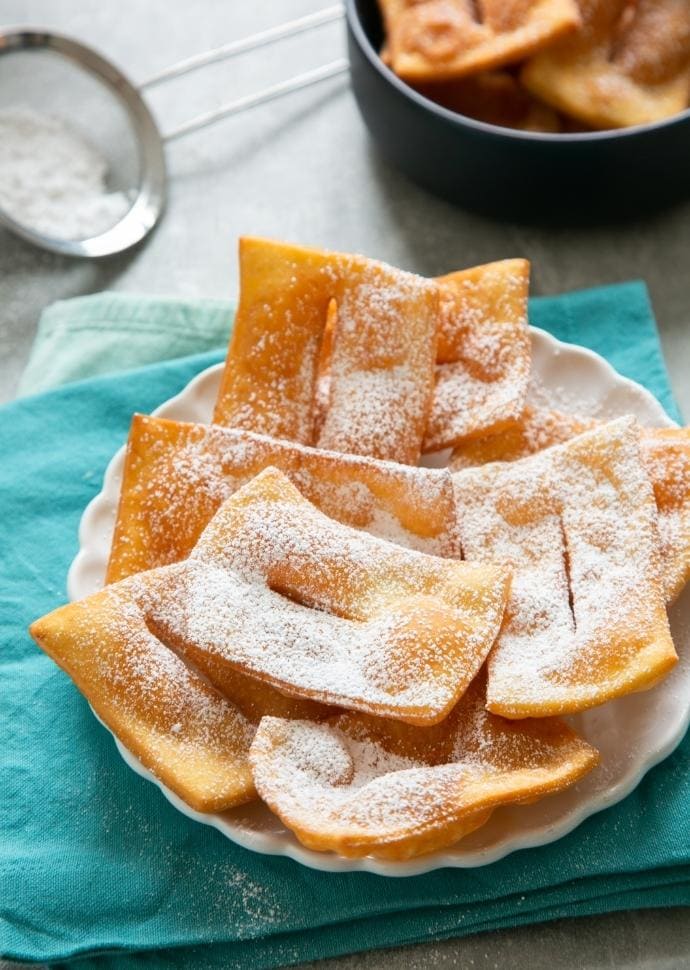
[1,1,689,967]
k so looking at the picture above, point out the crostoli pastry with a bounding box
[378,0,582,83]
[106,414,462,584]
[30,576,258,812]
[643,427,690,602]
[450,405,690,603]
[454,417,677,718]
[315,255,438,465]
[424,258,531,451]
[249,673,599,860]
[449,403,592,468]
[214,237,439,465]
[413,71,562,131]
[522,0,690,128]
[315,255,532,453]
[148,467,511,726]
[30,468,510,808]
[213,238,331,445]
[212,239,534,464]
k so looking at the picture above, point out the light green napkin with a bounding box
[18,293,234,396]
[1,282,687,970]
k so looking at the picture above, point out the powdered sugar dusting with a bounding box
[214,241,534,465]
[215,242,438,465]
[317,257,438,465]
[249,676,597,858]
[107,417,461,583]
[450,405,594,470]
[449,407,690,604]
[142,468,509,724]
[423,263,531,452]
[643,427,690,600]
[454,417,676,716]
[35,579,256,811]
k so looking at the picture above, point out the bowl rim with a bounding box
[345,0,690,144]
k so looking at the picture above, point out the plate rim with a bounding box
[67,326,689,877]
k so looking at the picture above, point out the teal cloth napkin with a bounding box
[1,281,688,970]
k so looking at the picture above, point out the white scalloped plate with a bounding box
[68,328,690,876]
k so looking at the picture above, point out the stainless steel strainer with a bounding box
[0,7,347,258]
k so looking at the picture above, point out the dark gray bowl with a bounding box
[346,0,690,221]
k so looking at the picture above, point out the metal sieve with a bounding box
[0,7,347,258]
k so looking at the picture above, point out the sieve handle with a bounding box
[139,4,344,89]
[161,58,348,141]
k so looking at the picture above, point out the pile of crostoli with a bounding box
[31,238,690,861]
[378,0,690,131]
